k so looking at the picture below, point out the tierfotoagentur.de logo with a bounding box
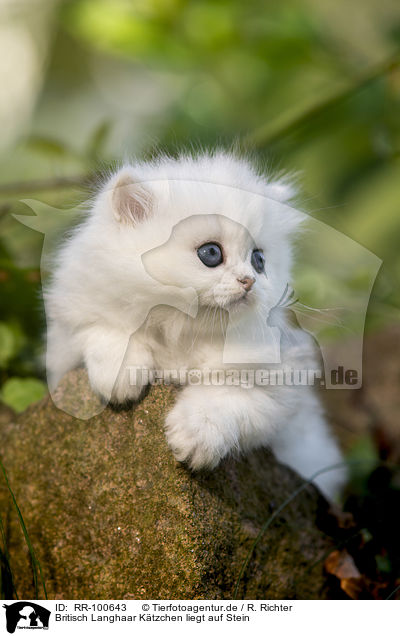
[2,602,51,633]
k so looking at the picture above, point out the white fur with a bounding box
[45,151,346,500]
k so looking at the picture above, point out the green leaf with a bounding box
[1,377,47,413]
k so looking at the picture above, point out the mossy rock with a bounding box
[0,370,334,599]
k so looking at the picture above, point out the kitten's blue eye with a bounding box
[251,249,265,273]
[197,243,223,267]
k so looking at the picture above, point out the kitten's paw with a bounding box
[86,360,148,404]
[83,328,154,405]
[165,393,239,470]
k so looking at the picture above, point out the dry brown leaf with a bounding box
[324,549,365,599]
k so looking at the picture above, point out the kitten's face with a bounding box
[142,213,280,315]
[99,165,300,321]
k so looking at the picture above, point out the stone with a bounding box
[0,369,334,599]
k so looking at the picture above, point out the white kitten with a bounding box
[45,151,346,500]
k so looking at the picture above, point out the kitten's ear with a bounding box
[264,179,297,204]
[265,179,305,234]
[106,169,152,224]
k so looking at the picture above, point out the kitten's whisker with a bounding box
[187,306,202,351]
[219,306,226,341]
[190,305,211,351]
[282,296,299,308]
[294,301,345,313]
[222,309,230,338]
[290,305,350,331]
[212,306,220,345]
[183,295,199,334]
[205,305,215,341]
[274,283,291,308]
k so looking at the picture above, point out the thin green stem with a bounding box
[232,458,395,599]
[386,582,400,600]
[0,458,47,599]
[0,514,19,599]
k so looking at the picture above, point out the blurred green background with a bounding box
[0,0,400,412]
[1,0,400,601]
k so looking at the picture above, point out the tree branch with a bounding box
[244,53,400,149]
[0,53,399,200]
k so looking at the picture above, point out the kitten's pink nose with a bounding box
[237,276,255,291]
